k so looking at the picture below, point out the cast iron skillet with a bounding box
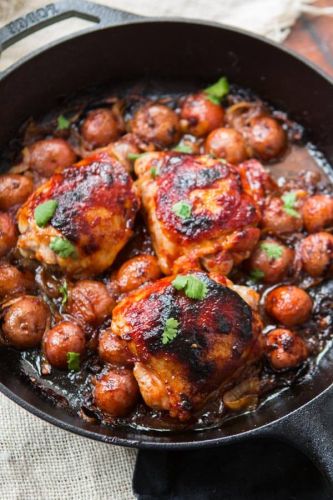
[1,0,333,488]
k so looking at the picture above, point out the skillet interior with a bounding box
[1,20,333,447]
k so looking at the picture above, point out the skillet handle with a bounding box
[0,0,142,53]
[262,388,333,491]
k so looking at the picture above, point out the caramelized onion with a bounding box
[223,378,260,411]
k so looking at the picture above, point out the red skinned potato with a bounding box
[0,212,17,257]
[0,174,33,210]
[249,239,294,284]
[262,196,303,235]
[66,280,115,326]
[131,103,180,146]
[205,127,248,164]
[302,194,333,233]
[266,328,308,370]
[81,108,121,148]
[43,321,86,369]
[245,115,287,161]
[265,285,312,327]
[98,329,133,366]
[116,254,161,293]
[93,367,139,417]
[0,264,34,299]
[298,232,333,277]
[23,138,76,177]
[180,92,224,137]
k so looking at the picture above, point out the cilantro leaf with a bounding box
[204,76,229,103]
[260,242,283,260]
[34,200,58,227]
[150,166,158,178]
[172,200,192,219]
[57,114,70,130]
[50,237,76,258]
[67,352,80,372]
[281,192,301,218]
[172,143,193,154]
[249,269,265,282]
[172,274,207,300]
[162,317,179,345]
[128,152,144,161]
[59,280,68,306]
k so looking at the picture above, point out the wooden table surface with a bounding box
[285,0,333,77]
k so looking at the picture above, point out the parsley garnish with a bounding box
[50,237,76,258]
[249,269,265,282]
[204,76,229,104]
[172,143,192,154]
[260,242,283,260]
[162,317,179,345]
[67,352,80,372]
[34,200,58,228]
[57,114,70,130]
[172,200,192,219]
[128,153,144,161]
[150,166,158,178]
[59,280,68,306]
[281,192,300,218]
[172,274,207,300]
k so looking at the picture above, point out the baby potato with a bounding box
[265,285,312,326]
[0,264,33,299]
[249,238,294,283]
[205,127,248,164]
[23,138,76,177]
[98,329,133,366]
[302,194,333,233]
[298,232,333,277]
[81,108,121,148]
[93,368,139,417]
[0,212,17,257]
[116,254,161,293]
[131,103,180,146]
[2,295,50,349]
[246,115,286,161]
[0,174,33,210]
[265,328,308,370]
[262,196,303,235]
[180,92,224,137]
[67,280,114,326]
[43,321,86,369]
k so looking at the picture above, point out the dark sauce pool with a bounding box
[2,81,333,434]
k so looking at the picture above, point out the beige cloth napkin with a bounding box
[0,1,332,499]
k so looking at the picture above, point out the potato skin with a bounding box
[116,254,161,293]
[262,197,303,235]
[0,174,33,210]
[298,232,333,277]
[98,329,133,365]
[265,285,312,326]
[205,127,248,164]
[0,264,32,299]
[81,108,121,148]
[43,321,86,369]
[24,138,76,177]
[265,328,308,370]
[180,93,224,137]
[67,280,115,326]
[93,368,139,417]
[131,103,180,146]
[302,195,333,233]
[246,116,286,161]
[2,295,50,349]
[0,212,17,257]
[249,239,294,283]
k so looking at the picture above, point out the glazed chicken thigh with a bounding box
[111,271,263,421]
[135,152,262,275]
[17,152,140,277]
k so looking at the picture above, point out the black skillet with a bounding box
[1,0,333,493]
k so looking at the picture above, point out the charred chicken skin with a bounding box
[17,151,140,277]
[111,271,263,421]
[135,152,261,275]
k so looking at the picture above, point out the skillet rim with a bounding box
[1,15,333,448]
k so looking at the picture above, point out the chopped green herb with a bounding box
[59,280,68,306]
[172,143,192,154]
[34,199,58,227]
[172,200,192,219]
[150,166,158,178]
[204,76,229,104]
[50,237,76,258]
[281,192,301,218]
[260,242,283,260]
[67,352,80,372]
[57,114,70,130]
[128,153,144,161]
[162,317,179,345]
[249,269,265,282]
[172,274,207,300]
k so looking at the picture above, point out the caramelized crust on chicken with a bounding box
[111,271,263,421]
[17,152,140,277]
[135,152,261,274]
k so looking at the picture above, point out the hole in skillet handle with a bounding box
[0,0,143,71]
[260,386,333,493]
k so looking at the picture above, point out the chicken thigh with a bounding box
[17,152,140,277]
[135,152,261,274]
[111,271,263,421]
